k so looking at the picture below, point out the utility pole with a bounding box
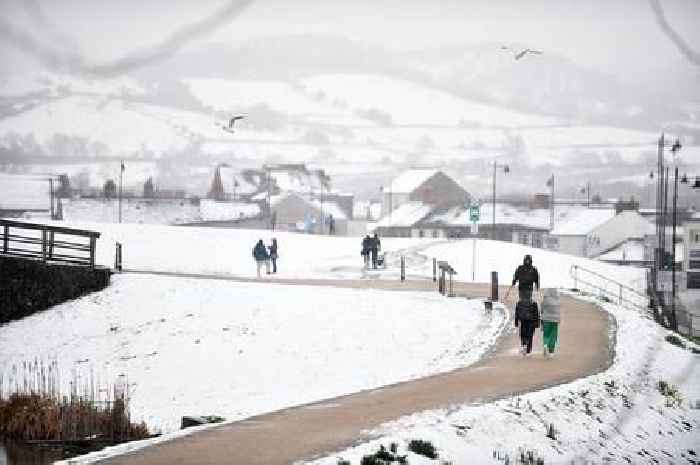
[672,165,678,330]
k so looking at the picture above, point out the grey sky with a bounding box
[1,0,699,83]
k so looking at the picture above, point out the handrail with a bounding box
[0,219,101,237]
[0,219,100,267]
[570,264,649,313]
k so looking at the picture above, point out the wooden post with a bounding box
[432,258,437,282]
[3,225,8,253]
[41,229,47,262]
[115,242,122,272]
[48,231,54,259]
[491,271,499,301]
[89,236,96,268]
[400,255,405,281]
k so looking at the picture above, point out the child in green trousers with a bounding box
[540,288,561,356]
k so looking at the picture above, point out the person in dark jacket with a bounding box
[515,300,540,355]
[252,239,269,278]
[508,254,540,303]
[268,238,278,273]
[361,235,371,268]
[370,233,381,269]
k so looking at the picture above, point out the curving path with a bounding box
[100,276,612,465]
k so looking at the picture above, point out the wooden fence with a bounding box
[0,219,100,267]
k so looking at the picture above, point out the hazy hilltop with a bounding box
[0,33,698,202]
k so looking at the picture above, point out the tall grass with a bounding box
[0,358,148,442]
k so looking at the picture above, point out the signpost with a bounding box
[469,204,480,281]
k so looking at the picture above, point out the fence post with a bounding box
[491,271,499,302]
[3,225,8,253]
[432,258,437,282]
[573,265,578,290]
[400,256,405,281]
[115,242,123,272]
[89,236,96,268]
[48,231,54,259]
[41,229,47,262]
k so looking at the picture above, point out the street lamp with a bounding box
[670,139,682,331]
[492,161,509,240]
[118,160,125,223]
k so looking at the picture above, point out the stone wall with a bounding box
[0,256,111,325]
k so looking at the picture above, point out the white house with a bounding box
[586,210,655,259]
[269,192,348,235]
[549,208,617,257]
[678,214,700,336]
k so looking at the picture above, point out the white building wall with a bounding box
[554,235,586,257]
[586,211,651,258]
[382,192,410,218]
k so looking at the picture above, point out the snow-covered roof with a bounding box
[388,169,438,194]
[270,193,347,220]
[269,167,330,194]
[426,203,587,230]
[218,166,258,195]
[550,208,616,236]
[598,240,646,262]
[200,199,260,221]
[376,202,434,227]
[591,210,655,238]
[0,173,50,211]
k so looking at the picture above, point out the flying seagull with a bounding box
[501,46,543,61]
[221,115,245,134]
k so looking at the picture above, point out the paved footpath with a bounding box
[102,276,612,465]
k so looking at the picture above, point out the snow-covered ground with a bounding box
[308,293,700,465]
[22,221,646,291]
[0,273,505,437]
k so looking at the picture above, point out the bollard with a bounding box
[491,271,498,301]
[400,256,405,281]
[432,258,437,282]
[115,242,123,272]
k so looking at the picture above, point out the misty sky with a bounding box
[1,0,699,85]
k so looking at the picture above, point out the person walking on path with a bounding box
[508,254,540,303]
[252,239,270,278]
[370,233,381,269]
[361,235,371,268]
[515,299,539,355]
[269,238,279,274]
[328,214,335,235]
[540,288,561,356]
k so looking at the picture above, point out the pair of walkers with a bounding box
[361,233,381,269]
[252,238,279,278]
[508,254,561,357]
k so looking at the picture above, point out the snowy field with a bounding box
[308,294,700,465]
[26,221,647,291]
[0,274,505,437]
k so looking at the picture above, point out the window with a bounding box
[419,230,425,238]
[432,229,440,238]
[688,272,700,289]
[518,232,529,245]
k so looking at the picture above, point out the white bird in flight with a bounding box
[501,46,543,61]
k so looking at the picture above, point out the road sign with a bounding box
[469,205,480,223]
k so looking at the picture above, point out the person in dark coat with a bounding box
[361,235,371,268]
[252,239,270,278]
[508,254,540,303]
[269,238,278,273]
[515,300,540,355]
[328,214,336,235]
[370,233,381,269]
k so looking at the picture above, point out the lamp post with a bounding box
[118,160,124,223]
[670,139,682,331]
[546,174,555,230]
[492,161,509,240]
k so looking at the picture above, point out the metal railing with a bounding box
[0,219,101,267]
[570,264,649,313]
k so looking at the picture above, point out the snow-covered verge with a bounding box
[0,273,505,439]
[15,220,647,291]
[307,294,700,465]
